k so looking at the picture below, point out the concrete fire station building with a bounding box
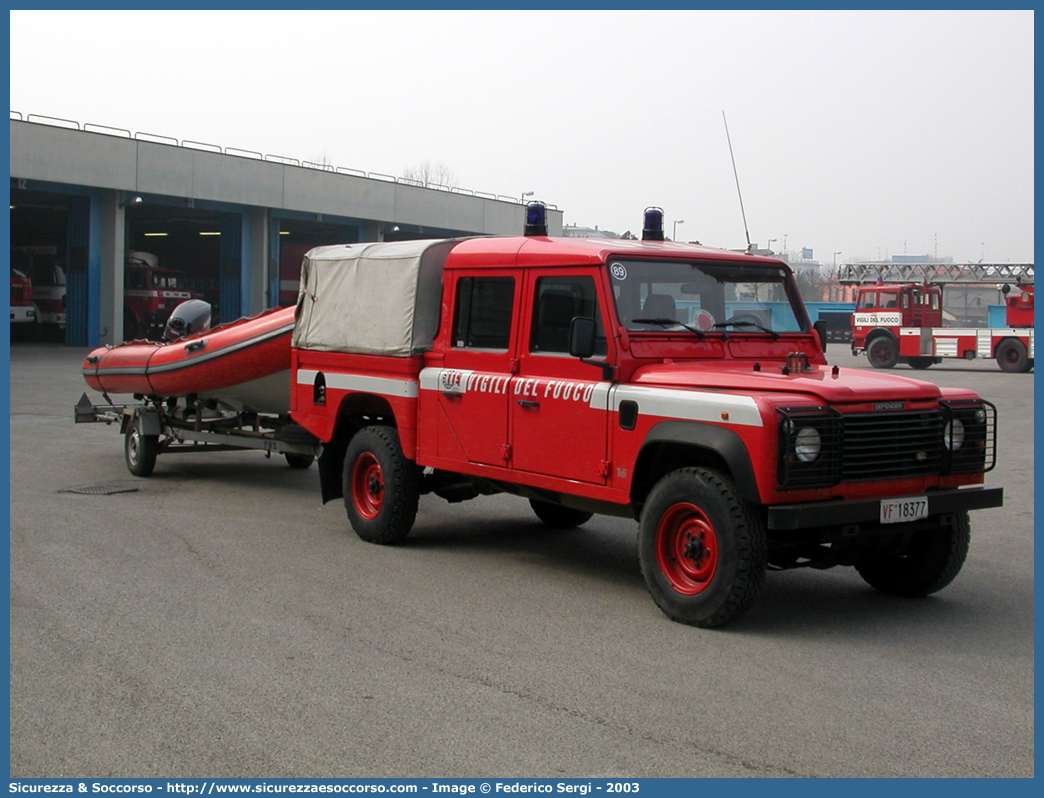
[9,114,562,347]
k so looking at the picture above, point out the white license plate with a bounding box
[880,496,929,525]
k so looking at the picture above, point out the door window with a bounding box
[452,276,514,350]
[529,275,606,355]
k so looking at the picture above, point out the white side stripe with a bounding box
[611,385,763,427]
[296,369,418,398]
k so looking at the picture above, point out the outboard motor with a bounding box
[164,299,212,341]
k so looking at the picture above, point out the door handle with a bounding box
[517,399,540,409]
[442,391,463,400]
[185,339,207,353]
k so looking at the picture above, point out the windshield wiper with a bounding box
[631,318,705,338]
[712,320,780,339]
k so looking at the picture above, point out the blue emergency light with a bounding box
[642,207,665,241]
[524,202,548,237]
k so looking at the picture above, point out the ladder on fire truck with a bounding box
[838,262,1033,285]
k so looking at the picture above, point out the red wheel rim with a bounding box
[351,453,384,520]
[655,502,718,595]
[870,341,895,367]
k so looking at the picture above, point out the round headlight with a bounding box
[945,418,966,450]
[795,426,822,462]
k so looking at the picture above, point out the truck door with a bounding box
[509,273,611,484]
[433,272,519,467]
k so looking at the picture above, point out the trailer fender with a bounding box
[120,406,161,437]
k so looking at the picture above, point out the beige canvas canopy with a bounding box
[292,239,459,356]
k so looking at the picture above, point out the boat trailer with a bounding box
[75,392,322,477]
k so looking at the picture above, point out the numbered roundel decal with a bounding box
[695,309,715,331]
[610,262,628,281]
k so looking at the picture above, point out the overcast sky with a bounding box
[9,9,1035,264]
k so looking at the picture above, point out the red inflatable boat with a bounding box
[81,306,295,414]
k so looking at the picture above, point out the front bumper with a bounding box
[10,305,36,323]
[767,486,1003,531]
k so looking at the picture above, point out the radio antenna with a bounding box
[722,111,752,253]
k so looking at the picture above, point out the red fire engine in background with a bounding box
[842,262,1034,373]
[10,266,35,327]
[124,251,204,340]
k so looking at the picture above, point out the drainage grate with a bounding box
[59,484,140,496]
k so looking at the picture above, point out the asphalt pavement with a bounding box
[8,342,1034,778]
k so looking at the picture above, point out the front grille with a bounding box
[842,410,944,480]
[778,402,996,489]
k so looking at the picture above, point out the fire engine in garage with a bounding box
[124,251,204,340]
[842,261,1034,372]
[10,265,35,326]
[77,206,1003,628]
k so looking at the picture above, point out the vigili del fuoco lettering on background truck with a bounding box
[79,206,1003,627]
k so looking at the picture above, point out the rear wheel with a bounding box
[284,453,314,469]
[343,426,420,544]
[867,336,899,369]
[638,468,766,628]
[855,511,970,597]
[124,418,158,477]
[996,339,1030,373]
[528,499,593,529]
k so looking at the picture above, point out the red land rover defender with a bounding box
[289,207,1002,627]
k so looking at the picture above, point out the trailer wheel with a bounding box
[284,453,314,469]
[867,336,899,369]
[855,511,970,597]
[124,418,158,477]
[638,468,766,628]
[996,339,1030,373]
[528,499,593,529]
[343,426,420,544]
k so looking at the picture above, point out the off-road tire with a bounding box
[638,467,767,628]
[528,499,593,529]
[855,511,970,597]
[343,426,420,545]
[867,336,899,369]
[124,418,159,478]
[996,339,1030,373]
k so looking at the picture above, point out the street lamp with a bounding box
[521,191,534,204]
[673,220,684,241]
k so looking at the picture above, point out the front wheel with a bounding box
[124,418,158,477]
[638,468,766,628]
[867,336,899,369]
[343,426,420,544]
[855,511,970,597]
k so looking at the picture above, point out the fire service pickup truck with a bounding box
[289,206,1002,627]
[79,206,1003,627]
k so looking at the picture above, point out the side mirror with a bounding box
[813,319,828,350]
[569,317,597,359]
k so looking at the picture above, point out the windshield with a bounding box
[607,258,807,334]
